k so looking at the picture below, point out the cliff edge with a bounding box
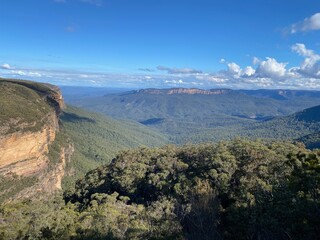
[0,79,71,201]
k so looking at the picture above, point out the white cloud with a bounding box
[1,63,12,70]
[195,74,228,83]
[291,13,320,33]
[253,57,260,65]
[242,66,255,77]
[11,70,26,76]
[291,43,320,78]
[227,62,241,77]
[164,79,185,84]
[29,72,42,77]
[215,44,320,89]
[10,70,42,77]
[255,57,287,78]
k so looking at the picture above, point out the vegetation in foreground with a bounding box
[1,139,319,240]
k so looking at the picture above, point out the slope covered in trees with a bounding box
[63,87,320,143]
[1,139,319,239]
[60,106,169,189]
[168,104,320,144]
[0,79,169,201]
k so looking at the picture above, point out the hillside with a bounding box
[60,106,169,189]
[63,87,320,143]
[241,105,320,139]
[0,79,169,201]
[180,104,320,144]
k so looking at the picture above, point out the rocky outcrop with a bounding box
[0,111,58,176]
[136,88,232,95]
[45,85,65,115]
[0,79,72,201]
[12,143,75,201]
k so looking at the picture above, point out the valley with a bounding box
[2,2,320,239]
[63,87,320,144]
[1,79,320,240]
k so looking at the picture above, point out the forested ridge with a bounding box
[1,139,319,240]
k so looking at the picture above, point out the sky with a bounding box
[1,0,320,89]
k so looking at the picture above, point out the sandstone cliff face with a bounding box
[0,111,58,176]
[0,79,71,200]
[13,143,75,201]
[136,88,231,95]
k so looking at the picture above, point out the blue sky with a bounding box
[1,0,320,89]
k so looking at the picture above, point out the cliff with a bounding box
[0,112,58,176]
[0,79,70,201]
[136,88,232,95]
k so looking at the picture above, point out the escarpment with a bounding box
[0,111,58,176]
[0,79,71,200]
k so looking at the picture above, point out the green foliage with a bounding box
[297,132,320,149]
[0,175,38,203]
[64,139,319,239]
[2,139,320,239]
[0,80,52,133]
[60,106,169,190]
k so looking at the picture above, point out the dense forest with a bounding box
[1,139,319,240]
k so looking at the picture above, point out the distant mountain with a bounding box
[64,87,320,143]
[135,88,232,95]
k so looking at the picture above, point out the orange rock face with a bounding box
[0,112,58,176]
[137,88,231,95]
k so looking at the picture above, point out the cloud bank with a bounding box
[1,44,320,89]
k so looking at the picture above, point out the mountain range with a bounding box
[63,87,320,143]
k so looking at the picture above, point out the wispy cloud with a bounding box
[157,66,203,74]
[79,0,103,6]
[290,13,320,33]
[1,63,12,70]
[138,68,155,72]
